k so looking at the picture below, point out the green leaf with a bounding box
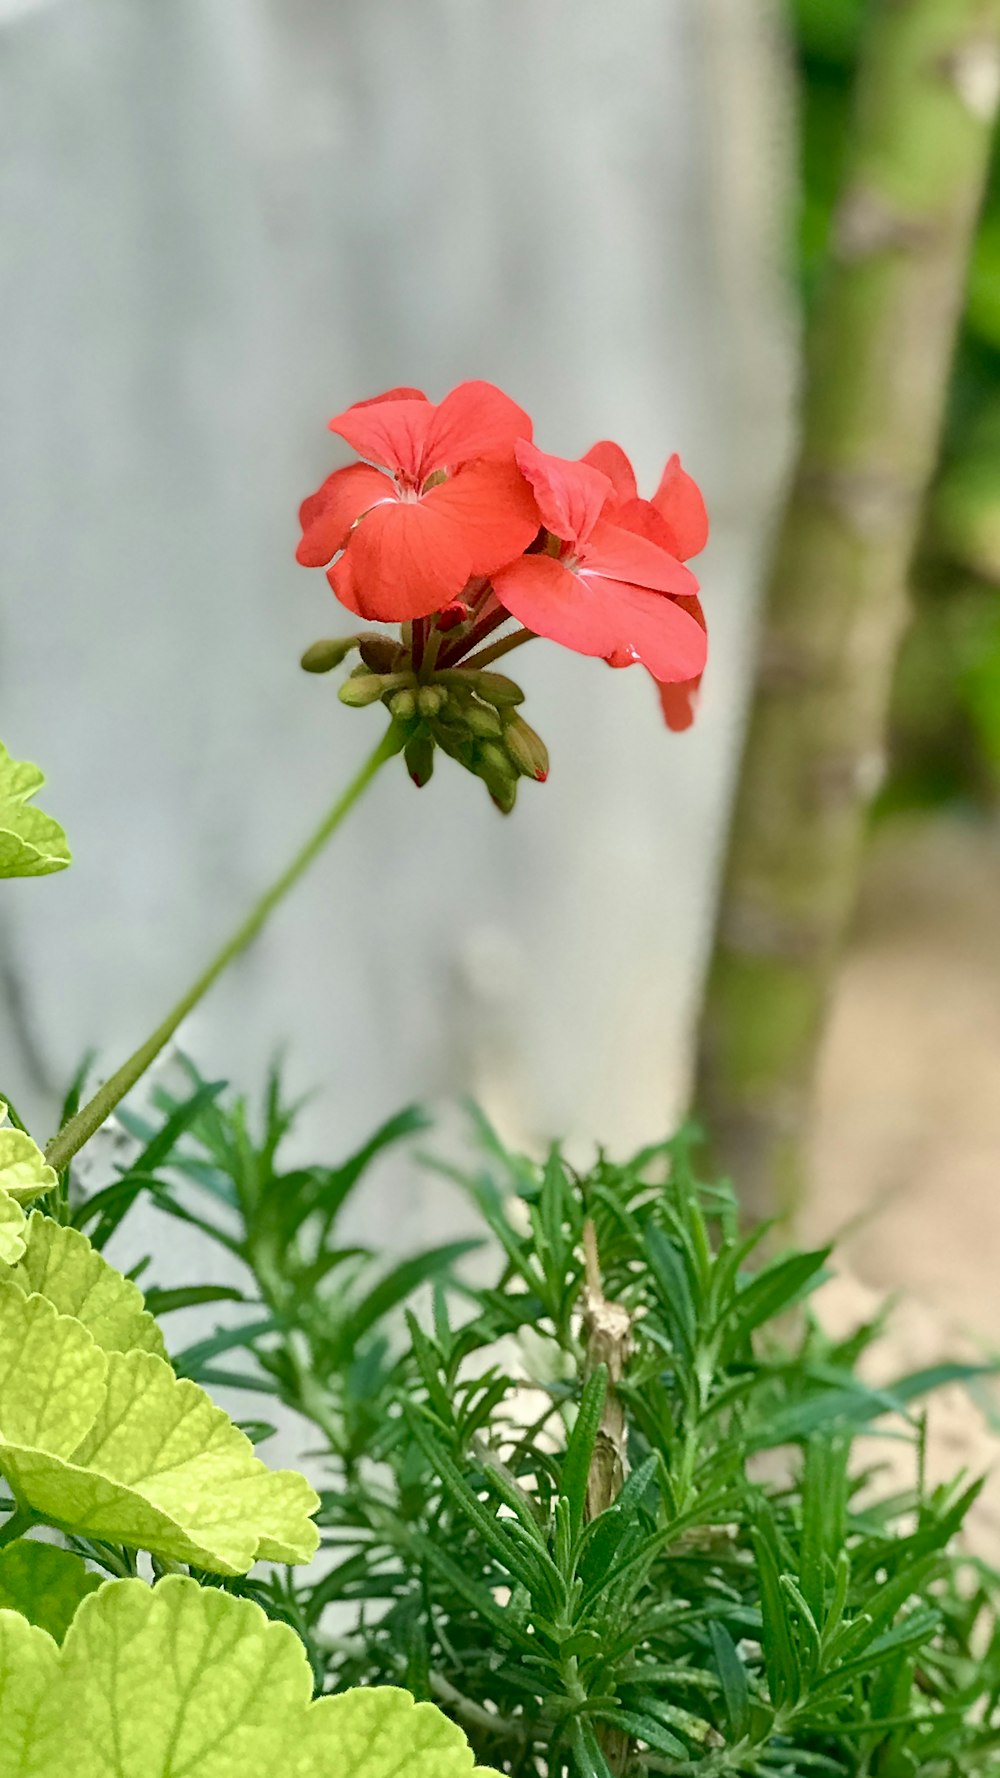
[561,1365,608,1540]
[0,1214,166,1358]
[141,1284,247,1316]
[710,1621,750,1739]
[0,742,72,878]
[0,1607,60,1772]
[0,1116,59,1265]
[0,1192,26,1268]
[0,1117,58,1205]
[0,1540,100,1642]
[0,1280,318,1574]
[3,1575,501,1776]
[753,1516,800,1710]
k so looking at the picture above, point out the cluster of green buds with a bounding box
[301,631,549,813]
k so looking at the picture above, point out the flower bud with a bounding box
[463,700,503,739]
[338,673,386,708]
[502,713,549,782]
[417,684,447,718]
[467,671,525,708]
[405,733,434,787]
[300,637,357,674]
[358,634,401,673]
[477,740,519,810]
[389,687,417,722]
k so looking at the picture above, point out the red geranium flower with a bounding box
[491,440,706,689]
[581,440,709,730]
[296,382,540,622]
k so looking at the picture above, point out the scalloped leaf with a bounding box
[0,1214,166,1358]
[0,1113,57,1207]
[0,1283,318,1574]
[0,1191,26,1266]
[0,743,71,879]
[1,1576,501,1777]
[0,1540,100,1643]
[0,1607,60,1774]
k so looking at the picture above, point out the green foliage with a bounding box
[0,1575,499,1777]
[788,0,1000,810]
[0,1210,319,1574]
[89,1078,998,1777]
[0,741,72,878]
[0,1541,100,1642]
[0,1109,58,1265]
[5,1076,1000,1775]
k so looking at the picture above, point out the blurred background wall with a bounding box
[0,0,796,1245]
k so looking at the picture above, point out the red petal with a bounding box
[423,457,541,577]
[328,500,472,622]
[580,440,637,508]
[582,519,700,599]
[493,555,707,682]
[657,675,702,731]
[421,381,533,475]
[611,497,679,553]
[651,454,709,560]
[328,397,434,480]
[296,464,394,567]
[349,386,429,409]
[514,441,611,547]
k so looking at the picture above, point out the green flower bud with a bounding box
[389,687,417,722]
[476,740,519,810]
[503,713,550,782]
[417,684,447,718]
[467,671,525,707]
[463,700,503,739]
[405,733,434,788]
[300,637,357,674]
[338,674,386,708]
[358,634,402,673]
[487,775,518,815]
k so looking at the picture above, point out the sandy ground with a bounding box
[801,816,1000,1558]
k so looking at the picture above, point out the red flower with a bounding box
[491,441,706,688]
[297,382,540,622]
[581,441,709,730]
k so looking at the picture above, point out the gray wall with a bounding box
[1,1,794,1267]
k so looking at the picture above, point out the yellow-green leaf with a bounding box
[0,743,71,879]
[0,1214,166,1358]
[5,1576,504,1777]
[0,1283,318,1575]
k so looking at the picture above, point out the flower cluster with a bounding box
[296,381,708,808]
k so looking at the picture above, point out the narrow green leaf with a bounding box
[561,1366,608,1540]
[710,1621,750,1739]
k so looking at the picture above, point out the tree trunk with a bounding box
[694,0,1000,1222]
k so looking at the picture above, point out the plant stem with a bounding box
[461,628,536,671]
[694,0,1000,1221]
[46,723,405,1174]
[0,1506,39,1548]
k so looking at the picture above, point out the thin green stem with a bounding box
[460,628,536,670]
[46,723,405,1174]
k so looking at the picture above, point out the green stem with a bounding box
[0,1506,39,1548]
[46,723,405,1174]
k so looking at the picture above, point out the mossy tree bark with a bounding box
[695,0,1000,1221]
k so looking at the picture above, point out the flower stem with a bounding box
[460,627,536,670]
[45,722,405,1174]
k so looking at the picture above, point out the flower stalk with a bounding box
[45,724,405,1173]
